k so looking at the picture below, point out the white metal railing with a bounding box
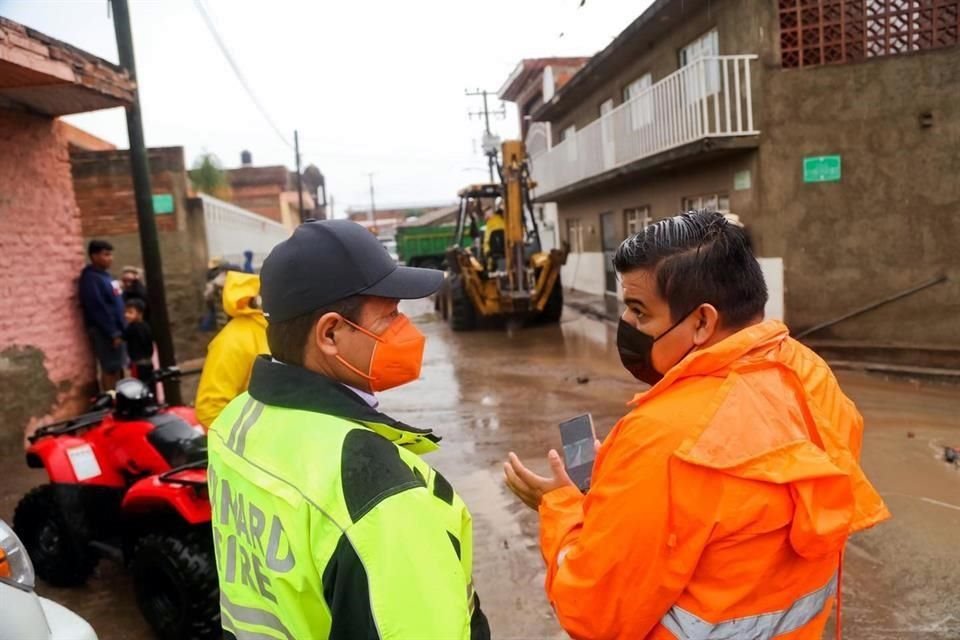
[524,122,551,159]
[200,194,291,269]
[530,55,758,195]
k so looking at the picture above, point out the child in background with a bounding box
[123,299,154,387]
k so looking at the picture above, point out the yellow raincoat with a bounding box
[195,272,269,428]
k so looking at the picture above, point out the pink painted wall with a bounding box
[0,111,96,446]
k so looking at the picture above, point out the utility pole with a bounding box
[294,129,305,222]
[466,89,506,183]
[367,173,376,228]
[110,0,181,404]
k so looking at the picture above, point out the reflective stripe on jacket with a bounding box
[539,321,890,640]
[208,357,489,640]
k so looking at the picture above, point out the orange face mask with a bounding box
[335,314,426,392]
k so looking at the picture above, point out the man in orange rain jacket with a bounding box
[505,210,890,640]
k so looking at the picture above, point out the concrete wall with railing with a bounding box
[532,56,758,196]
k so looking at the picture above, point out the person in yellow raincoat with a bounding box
[195,271,269,428]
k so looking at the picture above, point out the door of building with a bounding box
[600,212,618,297]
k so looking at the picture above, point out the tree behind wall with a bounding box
[189,153,231,200]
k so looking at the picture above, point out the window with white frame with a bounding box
[682,193,730,213]
[680,29,720,104]
[566,217,583,252]
[622,73,653,129]
[624,206,651,237]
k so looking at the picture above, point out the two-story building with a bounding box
[498,57,590,252]
[512,0,959,368]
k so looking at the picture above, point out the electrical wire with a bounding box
[192,0,294,150]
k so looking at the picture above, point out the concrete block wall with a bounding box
[0,112,96,450]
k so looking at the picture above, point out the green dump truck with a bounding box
[396,225,466,269]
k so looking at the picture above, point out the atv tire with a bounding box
[132,532,220,640]
[538,278,564,324]
[13,485,98,587]
[448,274,477,331]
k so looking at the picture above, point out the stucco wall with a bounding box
[556,155,758,253]
[756,47,960,348]
[0,113,96,450]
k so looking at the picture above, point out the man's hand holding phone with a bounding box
[504,450,575,510]
[504,414,601,511]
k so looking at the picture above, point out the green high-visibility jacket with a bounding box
[207,357,490,640]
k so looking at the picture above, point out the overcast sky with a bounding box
[0,0,648,213]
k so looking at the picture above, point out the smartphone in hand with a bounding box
[559,414,596,492]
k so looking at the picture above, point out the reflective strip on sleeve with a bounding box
[221,611,281,640]
[661,573,837,640]
[221,591,295,640]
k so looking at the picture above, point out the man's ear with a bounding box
[692,304,720,346]
[313,313,345,357]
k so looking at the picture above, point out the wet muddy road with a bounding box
[2,300,958,639]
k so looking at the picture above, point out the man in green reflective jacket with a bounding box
[207,220,490,640]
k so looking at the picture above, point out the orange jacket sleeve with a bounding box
[538,415,710,640]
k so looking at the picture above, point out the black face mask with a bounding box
[617,311,697,386]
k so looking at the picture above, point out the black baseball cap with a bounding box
[261,220,443,322]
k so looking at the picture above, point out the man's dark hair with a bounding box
[125,298,146,313]
[267,296,366,366]
[88,239,114,256]
[613,210,767,328]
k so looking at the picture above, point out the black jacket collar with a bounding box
[248,357,439,443]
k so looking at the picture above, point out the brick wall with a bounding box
[70,146,211,361]
[71,146,188,237]
[0,112,96,449]
[229,183,284,223]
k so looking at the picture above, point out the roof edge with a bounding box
[531,0,676,122]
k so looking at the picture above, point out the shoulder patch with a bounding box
[341,429,420,522]
[433,471,454,505]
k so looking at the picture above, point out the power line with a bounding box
[192,0,293,150]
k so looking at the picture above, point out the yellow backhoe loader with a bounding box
[439,140,567,330]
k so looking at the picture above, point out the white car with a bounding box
[0,519,98,640]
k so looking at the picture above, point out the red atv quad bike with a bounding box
[13,369,219,640]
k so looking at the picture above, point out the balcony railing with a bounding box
[529,55,759,196]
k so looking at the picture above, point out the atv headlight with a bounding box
[0,520,35,589]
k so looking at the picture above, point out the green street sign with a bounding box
[803,155,841,183]
[152,193,174,214]
[734,169,752,191]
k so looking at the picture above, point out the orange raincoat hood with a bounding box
[632,321,890,559]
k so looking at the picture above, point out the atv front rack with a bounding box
[28,409,110,444]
